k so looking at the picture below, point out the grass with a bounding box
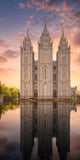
[18,98,78,104]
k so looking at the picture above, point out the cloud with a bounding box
[60,12,78,22]
[0,50,20,59]
[27,16,38,26]
[27,0,60,12]
[13,35,24,42]
[0,56,8,64]
[19,2,25,9]
[28,0,40,6]
[0,67,16,73]
[73,32,80,47]
[70,32,80,49]
[27,1,32,8]
[62,1,69,11]
[30,16,34,19]
[45,0,57,5]
[18,32,23,35]
[60,19,64,23]
[36,2,60,12]
[0,39,10,48]
[3,50,20,59]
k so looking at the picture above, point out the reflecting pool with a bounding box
[0,102,80,160]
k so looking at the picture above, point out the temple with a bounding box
[20,16,77,99]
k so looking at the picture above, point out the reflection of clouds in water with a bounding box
[0,103,80,160]
[69,136,80,160]
[4,142,19,152]
[0,141,23,160]
[0,107,23,160]
[0,134,7,145]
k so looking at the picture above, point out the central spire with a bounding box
[44,15,47,32]
[27,27,29,38]
[62,26,64,38]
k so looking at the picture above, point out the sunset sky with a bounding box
[0,0,80,90]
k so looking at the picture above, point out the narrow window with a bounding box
[35,74,37,80]
[35,66,37,70]
[45,68,46,79]
[54,74,56,81]
[54,66,56,70]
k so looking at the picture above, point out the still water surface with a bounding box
[0,102,80,160]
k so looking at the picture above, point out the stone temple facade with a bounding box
[20,16,77,99]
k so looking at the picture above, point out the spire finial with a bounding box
[27,27,29,37]
[44,15,47,32]
[45,15,46,24]
[62,26,64,37]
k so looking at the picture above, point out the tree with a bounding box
[0,82,20,99]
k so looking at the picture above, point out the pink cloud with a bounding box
[30,0,40,6]
[27,16,38,26]
[0,55,8,64]
[18,32,23,35]
[27,20,37,25]
[3,50,20,59]
[60,19,64,23]
[0,39,10,48]
[62,1,69,11]
[30,16,34,20]
[0,50,19,59]
[60,12,79,23]
[60,13,71,22]
[19,3,25,9]
[27,0,60,12]
[13,35,24,42]
[0,67,16,73]
[27,1,32,8]
[36,2,60,12]
[72,32,80,47]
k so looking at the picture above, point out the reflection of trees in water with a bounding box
[20,102,77,160]
[0,103,19,119]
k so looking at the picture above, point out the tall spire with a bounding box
[44,16,47,32]
[62,26,64,37]
[27,27,29,38]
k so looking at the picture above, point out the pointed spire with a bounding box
[62,26,64,37]
[27,27,29,38]
[44,15,47,32]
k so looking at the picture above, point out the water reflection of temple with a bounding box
[20,102,77,160]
